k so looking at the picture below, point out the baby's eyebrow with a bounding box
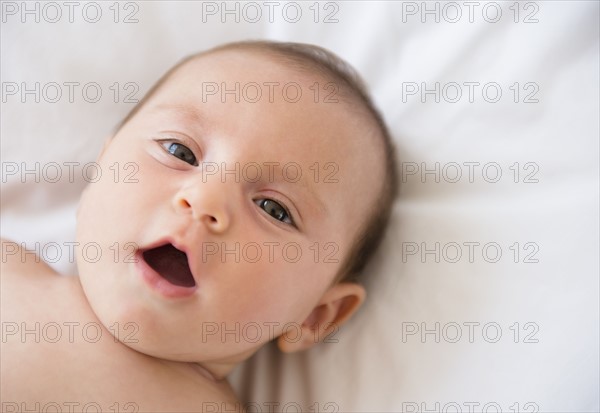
[148,103,206,127]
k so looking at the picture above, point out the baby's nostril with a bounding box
[208,216,217,223]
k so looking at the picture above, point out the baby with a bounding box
[1,40,398,412]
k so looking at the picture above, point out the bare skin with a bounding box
[1,240,238,412]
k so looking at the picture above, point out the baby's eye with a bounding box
[256,199,295,226]
[161,141,198,166]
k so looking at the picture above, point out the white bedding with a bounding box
[1,1,598,411]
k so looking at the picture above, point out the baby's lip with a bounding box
[139,236,199,287]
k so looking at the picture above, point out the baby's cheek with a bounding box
[78,181,125,241]
[255,256,336,322]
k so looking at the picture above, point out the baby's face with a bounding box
[76,50,384,370]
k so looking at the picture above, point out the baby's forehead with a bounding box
[164,48,378,150]
[164,48,336,97]
[150,63,372,169]
[147,48,371,153]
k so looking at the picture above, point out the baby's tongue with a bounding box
[143,244,196,287]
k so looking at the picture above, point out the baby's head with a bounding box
[75,41,397,378]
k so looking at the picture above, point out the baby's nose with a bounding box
[172,174,231,234]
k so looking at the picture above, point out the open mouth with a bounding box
[142,244,196,288]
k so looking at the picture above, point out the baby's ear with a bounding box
[277,282,366,353]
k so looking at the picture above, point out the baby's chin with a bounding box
[76,271,262,365]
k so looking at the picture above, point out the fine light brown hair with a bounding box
[116,40,399,284]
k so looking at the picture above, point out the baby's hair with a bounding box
[116,40,398,285]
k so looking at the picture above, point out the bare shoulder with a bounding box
[0,238,62,324]
[1,238,58,278]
